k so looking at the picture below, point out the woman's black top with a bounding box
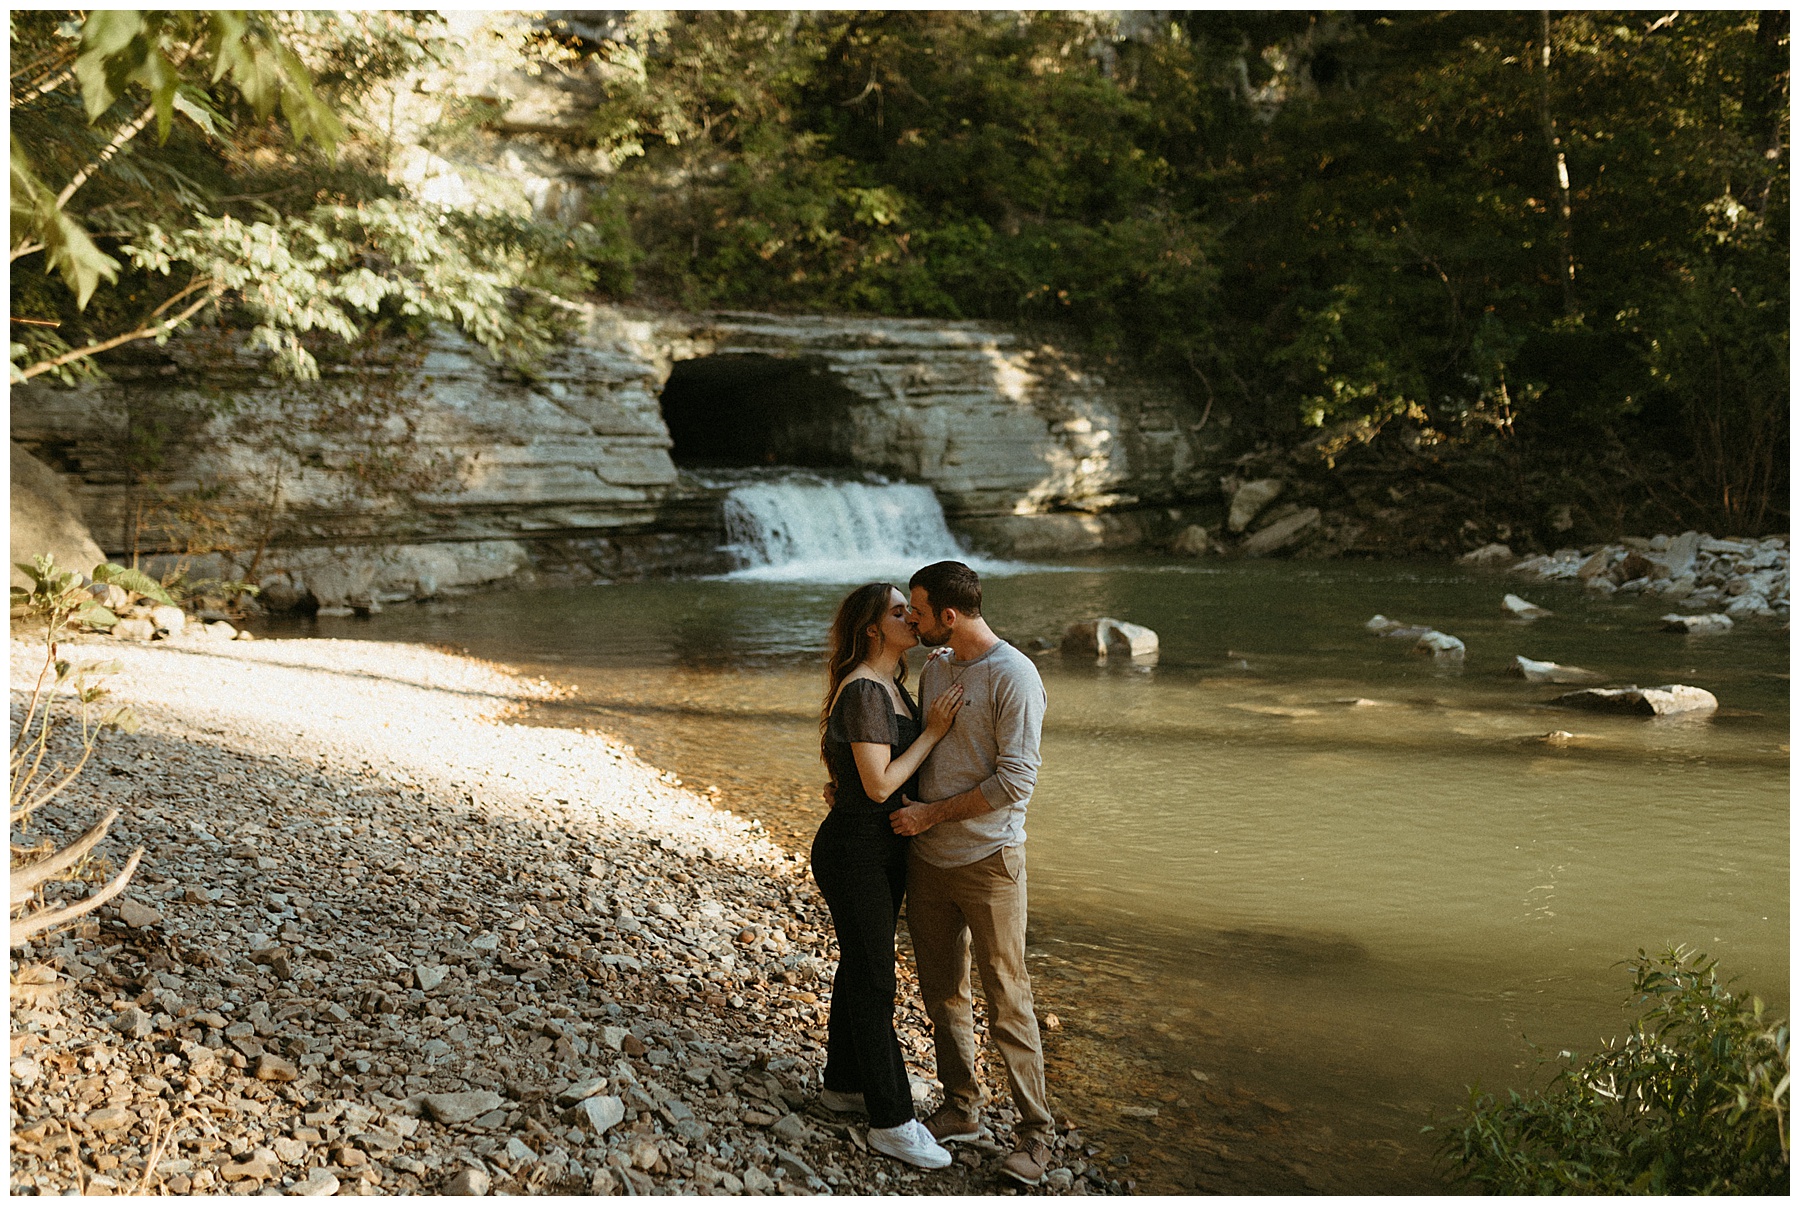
[824,678,921,814]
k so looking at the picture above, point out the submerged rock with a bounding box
[1510,656,1602,684]
[1661,613,1733,635]
[1365,615,1434,640]
[1413,630,1465,658]
[1551,684,1718,717]
[1062,617,1159,660]
[1502,594,1551,619]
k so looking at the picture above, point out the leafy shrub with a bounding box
[1441,947,1789,1194]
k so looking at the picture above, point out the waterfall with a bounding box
[718,473,979,581]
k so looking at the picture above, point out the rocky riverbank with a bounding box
[8,636,1103,1196]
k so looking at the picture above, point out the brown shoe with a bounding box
[1000,1136,1054,1186]
[921,1103,980,1143]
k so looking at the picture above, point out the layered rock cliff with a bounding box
[10,307,1221,610]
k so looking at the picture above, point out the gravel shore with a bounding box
[10,635,1093,1196]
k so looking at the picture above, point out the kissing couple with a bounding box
[809,560,1055,1186]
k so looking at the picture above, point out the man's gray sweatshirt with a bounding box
[912,639,1047,868]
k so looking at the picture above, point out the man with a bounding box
[889,560,1055,1187]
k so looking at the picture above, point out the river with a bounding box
[264,543,1787,1193]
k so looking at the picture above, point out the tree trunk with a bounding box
[1536,12,1576,314]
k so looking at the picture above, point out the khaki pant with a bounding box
[906,844,1053,1138]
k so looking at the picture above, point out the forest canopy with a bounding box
[578,10,1786,535]
[10,11,1788,536]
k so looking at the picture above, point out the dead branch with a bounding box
[10,846,144,946]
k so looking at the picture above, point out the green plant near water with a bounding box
[1440,947,1789,1194]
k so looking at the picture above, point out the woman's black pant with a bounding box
[810,807,913,1129]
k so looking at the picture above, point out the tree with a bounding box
[9,11,596,385]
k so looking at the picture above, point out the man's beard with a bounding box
[914,624,950,647]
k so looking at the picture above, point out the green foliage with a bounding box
[12,555,124,634]
[1440,947,1789,1194]
[575,10,1785,532]
[10,10,589,384]
[89,562,175,606]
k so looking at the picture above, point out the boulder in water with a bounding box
[1661,612,1733,635]
[1062,617,1159,661]
[1551,684,1718,716]
[1502,593,1551,619]
[1510,655,1602,684]
[1367,615,1435,640]
[1459,543,1514,566]
[1413,630,1466,658]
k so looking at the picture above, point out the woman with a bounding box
[811,582,964,1170]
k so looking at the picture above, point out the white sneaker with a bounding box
[867,1118,952,1170]
[820,1088,866,1113]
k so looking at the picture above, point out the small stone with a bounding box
[1047,1168,1076,1191]
[444,1167,490,1196]
[286,1170,339,1196]
[272,1136,308,1164]
[504,1137,537,1165]
[567,1094,626,1137]
[769,1113,810,1144]
[423,1090,505,1125]
[621,1033,647,1055]
[113,617,156,642]
[116,897,163,928]
[557,1076,607,1106]
[413,965,447,992]
[148,604,186,635]
[602,1025,628,1051]
[204,620,238,641]
[775,1148,816,1181]
[220,1155,275,1182]
[1041,1012,1061,1031]
[110,1006,155,1039]
[742,1167,776,1194]
[254,1054,299,1082]
[87,1106,135,1131]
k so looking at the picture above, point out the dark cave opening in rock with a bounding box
[660,354,864,468]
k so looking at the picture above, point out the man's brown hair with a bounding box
[909,560,982,617]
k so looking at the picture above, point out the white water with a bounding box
[719,475,1002,582]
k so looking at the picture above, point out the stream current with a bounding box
[268,550,1787,1193]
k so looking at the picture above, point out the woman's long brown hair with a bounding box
[821,582,908,773]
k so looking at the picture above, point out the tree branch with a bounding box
[56,104,158,212]
[14,285,221,381]
[10,847,143,946]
